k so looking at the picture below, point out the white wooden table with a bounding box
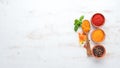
[0,0,120,68]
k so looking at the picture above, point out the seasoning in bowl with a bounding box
[92,45,106,58]
[91,13,105,27]
[91,29,105,43]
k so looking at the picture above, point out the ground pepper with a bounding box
[92,45,106,58]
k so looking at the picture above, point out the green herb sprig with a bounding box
[74,16,84,32]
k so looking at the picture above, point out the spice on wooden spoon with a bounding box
[81,20,92,56]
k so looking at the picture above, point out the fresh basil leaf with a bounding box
[74,19,79,25]
[74,15,84,32]
[74,25,79,32]
[79,16,84,21]
[79,21,82,26]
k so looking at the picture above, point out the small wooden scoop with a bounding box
[81,20,92,56]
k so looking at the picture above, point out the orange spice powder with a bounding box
[78,33,86,45]
[91,29,105,43]
[81,20,90,33]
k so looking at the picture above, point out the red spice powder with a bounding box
[91,13,105,26]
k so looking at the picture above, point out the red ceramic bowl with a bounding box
[91,13,105,28]
[92,45,106,59]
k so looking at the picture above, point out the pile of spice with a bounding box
[81,20,91,33]
[92,45,105,57]
[91,13,105,27]
[91,29,105,43]
[78,33,86,44]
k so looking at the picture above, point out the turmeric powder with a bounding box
[91,29,105,43]
[81,20,90,33]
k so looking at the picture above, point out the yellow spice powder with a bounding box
[92,29,105,42]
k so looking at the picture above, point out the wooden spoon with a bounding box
[82,20,92,56]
